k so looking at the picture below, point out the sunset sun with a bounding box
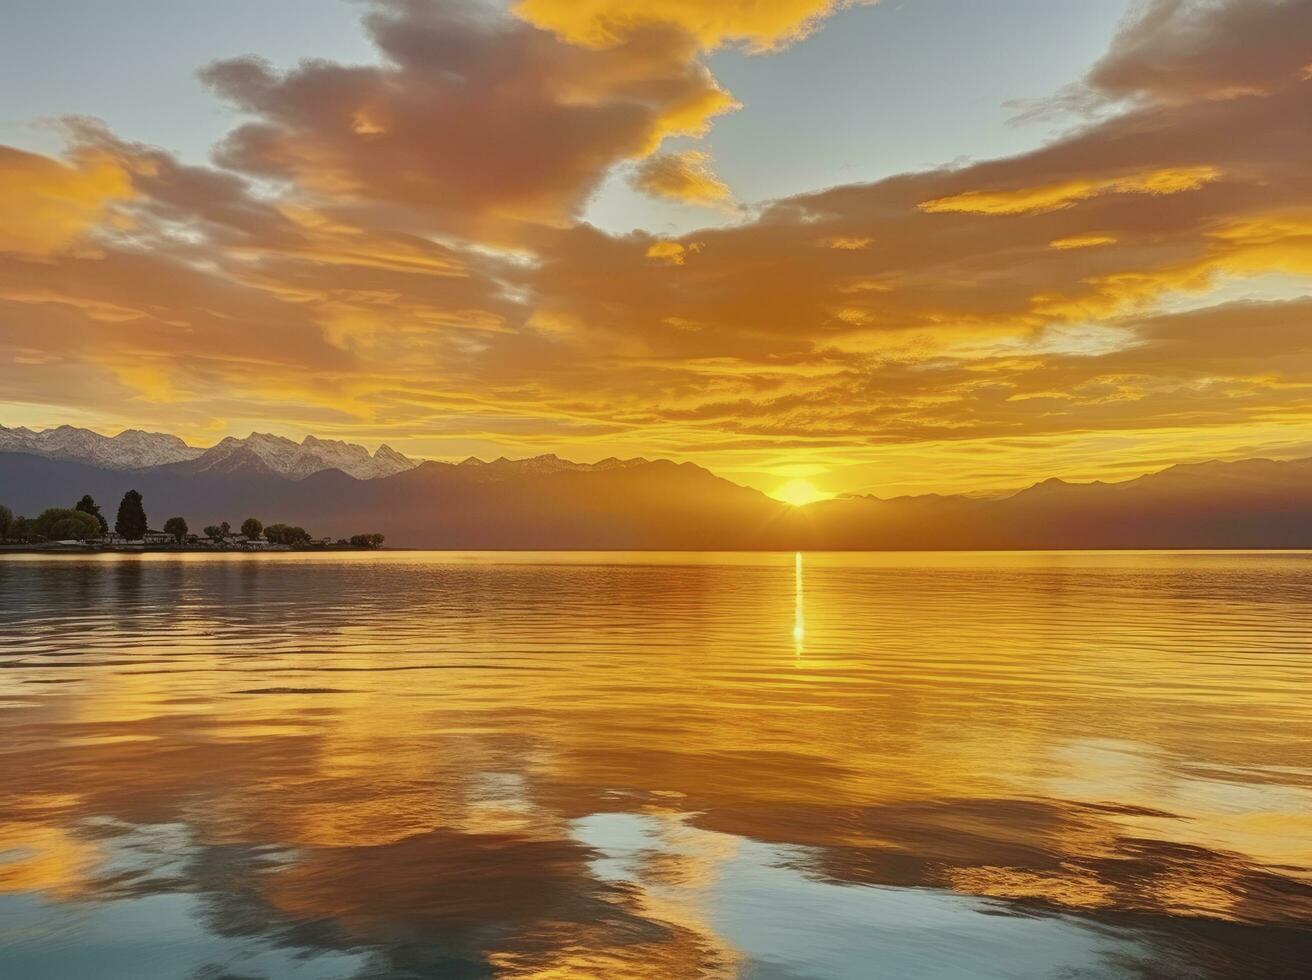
[773,479,830,507]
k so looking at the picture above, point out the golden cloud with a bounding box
[919,166,1220,216]
[632,149,732,204]
[646,239,702,264]
[1049,234,1117,250]
[514,0,866,52]
[818,236,873,250]
[0,146,132,255]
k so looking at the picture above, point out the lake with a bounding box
[0,551,1309,978]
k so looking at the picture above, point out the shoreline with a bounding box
[0,543,382,555]
[3,545,1312,556]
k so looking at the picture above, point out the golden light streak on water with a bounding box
[793,550,805,655]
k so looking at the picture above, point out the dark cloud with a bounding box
[1088,0,1312,104]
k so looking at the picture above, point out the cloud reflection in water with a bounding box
[0,551,1310,978]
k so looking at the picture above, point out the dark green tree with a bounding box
[34,508,101,541]
[0,504,13,540]
[114,490,147,540]
[349,533,385,548]
[54,513,101,540]
[11,516,37,542]
[220,520,231,536]
[74,494,109,534]
[240,517,263,540]
[264,523,312,546]
[203,524,224,542]
[163,517,189,543]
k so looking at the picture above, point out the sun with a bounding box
[772,478,830,507]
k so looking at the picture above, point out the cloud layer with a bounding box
[0,0,1309,495]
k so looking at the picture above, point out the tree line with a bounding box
[0,490,384,549]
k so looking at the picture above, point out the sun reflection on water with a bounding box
[793,551,805,655]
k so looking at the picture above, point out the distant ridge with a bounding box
[3,424,1312,549]
[451,453,651,482]
[799,455,1312,551]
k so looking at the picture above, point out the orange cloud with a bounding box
[818,236,873,250]
[0,146,132,255]
[646,239,701,264]
[514,0,865,52]
[632,149,731,204]
[919,166,1220,215]
[199,1,738,240]
[1049,234,1117,250]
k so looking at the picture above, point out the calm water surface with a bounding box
[0,551,1309,978]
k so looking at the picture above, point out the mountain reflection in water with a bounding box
[0,551,1309,979]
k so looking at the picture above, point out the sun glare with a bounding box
[773,478,829,507]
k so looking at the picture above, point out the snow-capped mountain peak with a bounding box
[0,424,202,469]
[0,424,418,480]
[184,432,417,480]
[373,444,411,468]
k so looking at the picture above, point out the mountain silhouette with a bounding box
[3,448,1311,549]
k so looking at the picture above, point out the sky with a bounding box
[1,0,1310,500]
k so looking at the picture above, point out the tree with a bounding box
[114,490,147,540]
[220,520,231,536]
[264,523,312,546]
[203,525,224,542]
[0,504,12,540]
[163,517,189,543]
[33,508,101,541]
[349,533,385,549]
[241,517,263,540]
[74,494,109,534]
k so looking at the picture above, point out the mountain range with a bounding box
[0,424,202,470]
[0,425,415,480]
[3,424,1312,549]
